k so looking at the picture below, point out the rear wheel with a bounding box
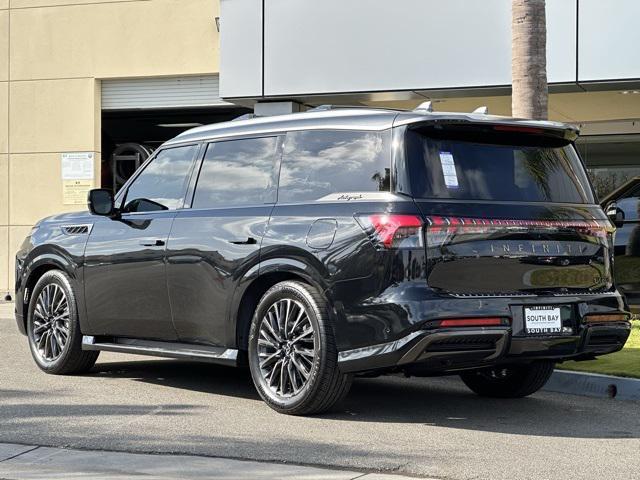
[27,270,99,374]
[460,361,555,398]
[248,281,352,415]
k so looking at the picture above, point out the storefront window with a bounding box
[577,135,640,201]
[587,166,640,200]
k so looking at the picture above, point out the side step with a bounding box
[82,336,238,366]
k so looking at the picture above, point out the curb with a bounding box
[0,443,425,480]
[544,369,640,401]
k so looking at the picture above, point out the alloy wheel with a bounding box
[257,298,317,398]
[31,283,70,362]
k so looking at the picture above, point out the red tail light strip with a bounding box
[425,216,612,238]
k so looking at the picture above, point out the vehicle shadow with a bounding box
[88,358,261,400]
[85,359,640,439]
[335,375,640,439]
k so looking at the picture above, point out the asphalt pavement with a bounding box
[1,303,640,480]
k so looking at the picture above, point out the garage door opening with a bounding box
[100,75,249,192]
[101,107,249,192]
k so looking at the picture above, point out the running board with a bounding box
[82,335,238,366]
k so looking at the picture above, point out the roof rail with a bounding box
[472,106,489,115]
[307,104,407,113]
[413,101,433,113]
[308,105,334,112]
[232,113,261,122]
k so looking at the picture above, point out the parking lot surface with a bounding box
[2,303,640,480]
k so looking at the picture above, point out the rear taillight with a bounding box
[425,216,611,247]
[438,317,507,327]
[356,214,423,249]
[584,313,629,324]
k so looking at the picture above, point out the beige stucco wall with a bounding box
[1,3,8,293]
[367,91,640,124]
[0,9,7,82]
[0,82,7,154]
[10,0,219,81]
[1,0,220,294]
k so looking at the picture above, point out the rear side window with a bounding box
[405,128,594,204]
[277,130,391,203]
[193,137,279,209]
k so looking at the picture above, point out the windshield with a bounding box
[404,127,594,204]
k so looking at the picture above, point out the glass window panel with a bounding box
[124,144,198,212]
[405,129,594,204]
[277,130,391,203]
[193,137,278,209]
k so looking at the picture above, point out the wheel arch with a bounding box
[20,252,81,332]
[234,261,330,353]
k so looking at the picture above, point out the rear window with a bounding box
[404,127,594,204]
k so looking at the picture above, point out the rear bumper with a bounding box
[338,322,631,374]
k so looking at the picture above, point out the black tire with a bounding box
[26,270,99,375]
[248,281,352,415]
[460,361,555,398]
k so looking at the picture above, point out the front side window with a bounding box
[405,127,594,204]
[277,130,391,203]
[193,137,279,209]
[123,145,198,213]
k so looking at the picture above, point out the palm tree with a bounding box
[512,0,548,120]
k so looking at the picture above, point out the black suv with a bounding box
[14,107,631,415]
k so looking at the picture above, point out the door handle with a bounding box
[139,239,165,247]
[229,237,257,245]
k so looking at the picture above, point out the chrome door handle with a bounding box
[229,237,257,245]
[139,239,165,247]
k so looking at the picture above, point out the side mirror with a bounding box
[88,189,115,216]
[605,203,625,228]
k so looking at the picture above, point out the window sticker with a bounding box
[439,151,459,188]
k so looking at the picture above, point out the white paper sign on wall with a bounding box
[61,152,95,205]
[61,152,95,180]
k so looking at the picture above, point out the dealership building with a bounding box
[1,0,640,295]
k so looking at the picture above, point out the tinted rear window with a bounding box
[405,128,594,204]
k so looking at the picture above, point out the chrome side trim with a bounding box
[555,291,619,297]
[82,336,238,366]
[338,331,425,363]
[450,291,619,298]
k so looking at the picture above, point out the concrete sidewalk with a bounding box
[0,443,422,480]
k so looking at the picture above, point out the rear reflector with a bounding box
[356,214,423,249]
[439,317,506,327]
[584,313,629,324]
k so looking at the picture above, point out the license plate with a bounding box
[524,306,562,335]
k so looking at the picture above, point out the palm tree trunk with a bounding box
[512,0,548,120]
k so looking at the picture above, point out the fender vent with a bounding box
[61,224,92,235]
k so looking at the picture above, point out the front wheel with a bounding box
[248,281,352,415]
[27,270,99,375]
[460,361,555,398]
